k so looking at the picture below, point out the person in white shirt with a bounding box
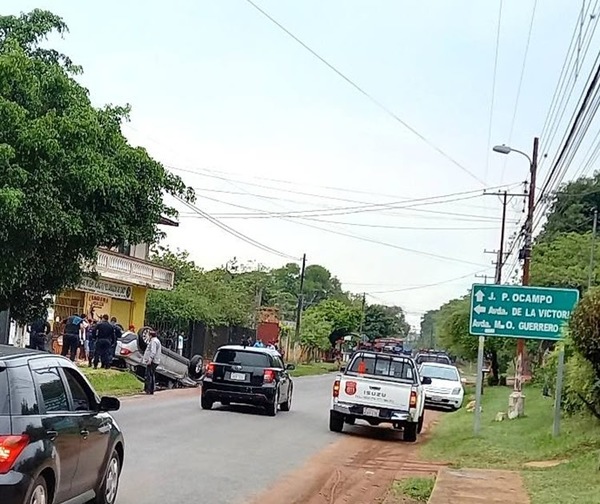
[142,331,162,395]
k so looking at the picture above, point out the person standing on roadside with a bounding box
[62,314,84,361]
[142,331,161,395]
[93,314,116,369]
[28,313,51,351]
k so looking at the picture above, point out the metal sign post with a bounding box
[553,347,566,437]
[474,336,485,435]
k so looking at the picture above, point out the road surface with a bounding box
[113,374,339,504]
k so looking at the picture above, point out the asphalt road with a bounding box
[113,374,338,504]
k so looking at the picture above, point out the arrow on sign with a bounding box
[474,290,485,303]
[474,305,486,315]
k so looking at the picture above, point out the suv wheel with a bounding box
[201,395,213,410]
[27,476,48,504]
[92,450,121,504]
[280,387,292,412]
[266,391,279,417]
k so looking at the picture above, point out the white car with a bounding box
[329,350,431,442]
[418,362,465,411]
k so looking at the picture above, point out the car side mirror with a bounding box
[461,377,467,384]
[340,366,346,372]
[286,363,296,371]
[421,376,432,385]
[99,396,120,412]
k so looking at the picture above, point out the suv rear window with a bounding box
[0,369,8,415]
[416,354,451,365]
[215,350,271,368]
[348,354,415,381]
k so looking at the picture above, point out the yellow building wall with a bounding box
[111,299,132,329]
[130,286,148,331]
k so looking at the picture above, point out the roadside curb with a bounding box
[427,468,530,504]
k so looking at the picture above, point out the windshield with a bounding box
[416,354,451,365]
[348,354,415,381]
[215,349,271,368]
[420,365,459,381]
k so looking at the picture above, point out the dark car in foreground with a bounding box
[200,345,295,416]
[0,345,124,504]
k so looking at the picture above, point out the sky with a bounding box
[6,1,598,328]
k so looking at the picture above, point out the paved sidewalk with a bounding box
[428,468,530,503]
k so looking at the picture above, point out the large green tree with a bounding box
[363,304,411,341]
[0,10,190,322]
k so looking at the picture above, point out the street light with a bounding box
[491,138,540,412]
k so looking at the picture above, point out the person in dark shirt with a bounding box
[28,315,50,351]
[93,314,117,369]
[62,314,83,361]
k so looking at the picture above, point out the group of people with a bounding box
[240,335,283,355]
[28,312,132,369]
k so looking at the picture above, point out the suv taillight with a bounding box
[0,435,29,474]
[409,390,417,408]
[120,348,132,356]
[206,363,215,378]
[263,369,276,383]
[333,380,340,398]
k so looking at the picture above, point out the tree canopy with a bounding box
[363,304,411,341]
[0,10,190,322]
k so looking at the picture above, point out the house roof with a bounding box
[159,215,179,227]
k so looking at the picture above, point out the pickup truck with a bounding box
[329,350,431,442]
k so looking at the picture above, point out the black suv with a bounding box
[201,345,295,416]
[0,345,124,504]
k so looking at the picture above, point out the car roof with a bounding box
[418,362,458,370]
[0,344,70,367]
[217,345,281,356]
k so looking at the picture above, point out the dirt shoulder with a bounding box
[247,411,444,504]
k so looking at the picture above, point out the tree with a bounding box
[418,309,439,348]
[530,232,598,291]
[0,10,191,322]
[538,174,600,242]
[363,304,410,341]
[299,308,333,352]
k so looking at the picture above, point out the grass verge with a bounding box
[392,477,435,503]
[289,362,338,377]
[81,367,142,397]
[421,385,600,504]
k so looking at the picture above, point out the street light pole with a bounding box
[492,137,539,397]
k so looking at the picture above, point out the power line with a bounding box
[174,196,300,261]
[243,0,487,186]
[183,192,490,267]
[500,0,538,182]
[485,0,504,181]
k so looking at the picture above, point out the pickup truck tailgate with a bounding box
[338,375,412,411]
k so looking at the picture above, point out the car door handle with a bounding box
[46,430,58,441]
[80,429,90,439]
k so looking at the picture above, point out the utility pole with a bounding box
[358,293,366,334]
[484,190,527,284]
[294,254,307,341]
[475,273,493,284]
[588,209,598,289]
[516,136,539,394]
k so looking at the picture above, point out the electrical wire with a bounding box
[485,0,504,181]
[500,0,538,183]
[243,0,487,186]
[174,196,300,261]
[182,191,491,267]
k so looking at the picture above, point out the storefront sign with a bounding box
[84,293,112,320]
[78,277,132,300]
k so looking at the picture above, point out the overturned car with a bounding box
[113,327,204,388]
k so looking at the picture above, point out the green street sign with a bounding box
[469,284,580,340]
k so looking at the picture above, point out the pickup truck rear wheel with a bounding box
[403,422,418,442]
[329,411,344,433]
[417,412,424,434]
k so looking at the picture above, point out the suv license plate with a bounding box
[230,372,246,381]
[363,407,379,417]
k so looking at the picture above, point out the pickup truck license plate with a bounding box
[363,407,379,417]
[230,372,246,381]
